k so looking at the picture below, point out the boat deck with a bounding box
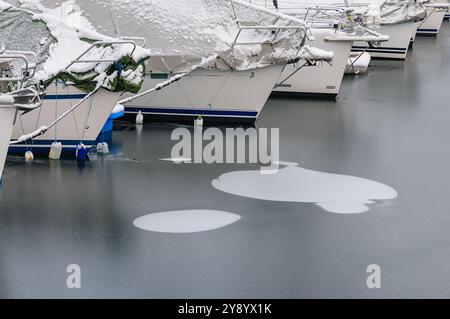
[0,22,450,299]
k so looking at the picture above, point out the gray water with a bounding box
[1,26,450,298]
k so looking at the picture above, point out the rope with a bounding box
[176,80,196,109]
[81,93,95,143]
[275,61,308,89]
[18,116,30,152]
[206,71,233,114]
[54,77,58,142]
[118,55,218,105]
[66,82,81,142]
[144,77,158,107]
[31,86,44,150]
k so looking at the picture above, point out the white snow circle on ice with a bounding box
[212,162,398,214]
[133,210,241,233]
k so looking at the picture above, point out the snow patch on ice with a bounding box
[133,210,241,233]
[160,157,193,164]
[212,162,398,214]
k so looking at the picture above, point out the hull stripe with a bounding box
[416,28,439,33]
[351,48,407,55]
[124,106,258,118]
[43,94,88,100]
[352,46,407,52]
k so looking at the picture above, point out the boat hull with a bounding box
[0,106,16,181]
[352,22,417,60]
[10,83,121,154]
[416,7,446,36]
[272,31,353,98]
[123,64,284,121]
[410,21,421,46]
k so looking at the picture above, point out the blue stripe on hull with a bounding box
[43,94,88,100]
[351,46,407,55]
[416,28,439,34]
[124,106,259,118]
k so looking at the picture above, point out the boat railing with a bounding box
[0,50,42,116]
[231,24,307,49]
[120,37,147,48]
[63,40,138,72]
[230,0,309,47]
[0,50,37,89]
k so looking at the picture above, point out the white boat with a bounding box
[263,0,426,60]
[267,6,388,98]
[0,94,16,181]
[416,1,449,36]
[68,0,331,122]
[9,38,146,154]
[113,0,330,122]
[123,57,285,120]
[10,82,121,152]
[352,22,418,59]
[274,28,387,97]
[345,1,426,60]
[0,50,42,181]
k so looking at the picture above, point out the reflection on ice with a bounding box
[212,162,398,214]
[133,210,241,233]
[160,157,192,164]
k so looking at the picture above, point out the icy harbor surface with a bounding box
[212,162,398,214]
[0,16,449,299]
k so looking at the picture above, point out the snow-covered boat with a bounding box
[0,94,15,181]
[116,1,333,122]
[261,5,389,98]
[122,57,285,121]
[266,0,426,60]
[416,1,450,36]
[1,2,150,154]
[63,0,331,122]
[340,1,426,59]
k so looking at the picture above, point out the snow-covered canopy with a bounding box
[251,0,427,25]
[0,0,333,74]
[51,0,308,56]
[0,1,151,93]
[2,0,329,72]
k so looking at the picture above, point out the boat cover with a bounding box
[0,0,336,75]
[0,2,150,93]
